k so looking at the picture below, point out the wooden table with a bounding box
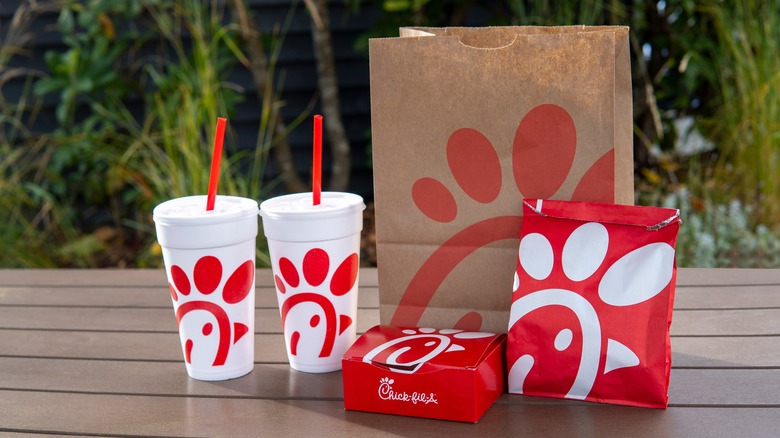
[1,268,779,436]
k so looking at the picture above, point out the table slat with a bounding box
[0,285,380,308]
[674,285,780,309]
[2,306,778,336]
[0,269,381,288]
[3,330,779,368]
[0,307,380,334]
[1,268,776,288]
[1,391,779,437]
[3,281,777,312]
[675,268,780,287]
[1,357,778,406]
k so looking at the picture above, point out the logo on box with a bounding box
[361,327,494,374]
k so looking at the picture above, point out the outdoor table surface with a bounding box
[1,268,779,436]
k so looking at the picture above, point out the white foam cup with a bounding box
[260,192,365,373]
[153,195,258,381]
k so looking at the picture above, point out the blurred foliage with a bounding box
[700,0,779,222]
[1,0,277,267]
[349,0,780,267]
[661,188,780,268]
[26,1,143,268]
[3,0,779,267]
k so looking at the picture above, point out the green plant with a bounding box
[663,188,780,268]
[506,0,609,25]
[702,0,780,223]
[15,0,153,267]
[0,144,58,267]
[2,0,288,267]
[1,1,63,267]
[136,1,244,196]
[118,0,294,267]
[33,1,141,127]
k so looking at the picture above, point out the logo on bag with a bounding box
[508,220,676,402]
[378,377,438,405]
[273,248,359,359]
[362,328,493,374]
[168,256,254,366]
[394,104,616,330]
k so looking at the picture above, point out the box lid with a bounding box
[344,325,504,374]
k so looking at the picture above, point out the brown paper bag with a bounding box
[370,26,634,333]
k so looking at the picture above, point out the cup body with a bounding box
[260,192,365,373]
[153,195,258,381]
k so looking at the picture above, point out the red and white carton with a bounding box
[342,325,506,422]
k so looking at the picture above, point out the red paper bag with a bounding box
[507,199,681,408]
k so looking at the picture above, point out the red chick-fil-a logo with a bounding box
[377,377,438,405]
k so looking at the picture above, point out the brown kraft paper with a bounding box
[369,26,634,333]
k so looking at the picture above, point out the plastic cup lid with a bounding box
[153,195,259,226]
[260,192,365,221]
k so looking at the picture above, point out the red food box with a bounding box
[342,325,506,423]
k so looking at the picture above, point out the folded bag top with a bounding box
[523,198,681,230]
[399,25,632,49]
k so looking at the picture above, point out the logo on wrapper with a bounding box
[377,377,438,405]
[508,212,677,404]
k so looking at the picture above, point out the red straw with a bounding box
[312,114,322,206]
[206,117,227,211]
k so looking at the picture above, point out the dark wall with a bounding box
[233,0,378,200]
[0,0,378,201]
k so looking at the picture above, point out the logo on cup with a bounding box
[168,255,254,366]
[273,248,359,360]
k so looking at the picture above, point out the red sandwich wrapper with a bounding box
[342,325,506,422]
[507,199,681,408]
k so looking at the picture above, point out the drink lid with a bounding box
[260,192,365,221]
[153,195,259,227]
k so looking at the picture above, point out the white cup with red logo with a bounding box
[153,195,258,381]
[260,192,365,373]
